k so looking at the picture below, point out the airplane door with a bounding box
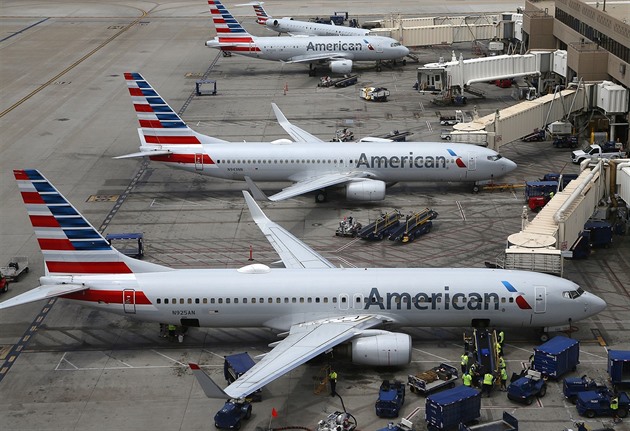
[123,289,136,314]
[352,294,364,310]
[534,286,546,313]
[194,153,204,171]
[468,153,477,171]
[339,294,349,310]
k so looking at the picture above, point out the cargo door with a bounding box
[123,289,136,314]
[534,286,546,313]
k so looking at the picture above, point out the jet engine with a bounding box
[329,60,353,74]
[345,179,386,201]
[272,19,280,26]
[334,332,412,366]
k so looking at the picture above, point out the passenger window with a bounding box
[341,297,347,303]
[225,298,230,304]
[157,298,161,304]
[172,298,176,304]
[203,298,207,304]
[211,298,215,304]
[187,298,192,304]
[180,298,184,304]
[218,298,223,304]
[292,298,296,303]
[195,298,199,304]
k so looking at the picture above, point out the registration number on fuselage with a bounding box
[172,310,196,316]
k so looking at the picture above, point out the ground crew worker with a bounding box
[611,394,619,421]
[462,372,472,387]
[495,341,502,357]
[470,362,480,388]
[460,352,469,374]
[498,330,505,352]
[482,372,495,397]
[498,355,506,370]
[167,324,176,340]
[500,367,508,391]
[329,368,338,396]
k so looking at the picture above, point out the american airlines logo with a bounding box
[306,41,363,52]
[356,152,466,169]
[364,287,500,311]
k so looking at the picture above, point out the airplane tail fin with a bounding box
[208,0,253,36]
[253,2,270,24]
[124,72,204,148]
[14,169,170,276]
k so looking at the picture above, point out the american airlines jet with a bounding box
[244,2,370,37]
[206,0,407,74]
[116,72,517,202]
[1,169,607,399]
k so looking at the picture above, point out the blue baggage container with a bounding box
[425,386,481,430]
[532,336,579,378]
[608,350,630,386]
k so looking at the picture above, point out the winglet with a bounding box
[244,176,268,201]
[189,363,229,399]
[271,103,324,143]
[243,191,269,225]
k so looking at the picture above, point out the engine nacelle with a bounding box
[350,332,412,366]
[329,60,353,75]
[272,19,280,27]
[345,179,386,201]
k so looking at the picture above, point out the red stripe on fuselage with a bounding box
[62,289,152,305]
[46,261,133,274]
[30,215,60,228]
[144,135,201,144]
[149,154,215,164]
[218,37,254,43]
[221,46,261,52]
[38,238,74,250]
[21,191,45,204]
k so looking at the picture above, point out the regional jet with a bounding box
[1,169,607,399]
[242,2,370,37]
[206,0,406,74]
[116,72,517,202]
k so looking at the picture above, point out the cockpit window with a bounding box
[563,288,584,299]
[391,42,401,47]
[487,155,503,161]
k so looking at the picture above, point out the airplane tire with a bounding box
[538,385,547,397]
[540,333,549,342]
[315,192,327,203]
[472,185,480,194]
[525,396,533,406]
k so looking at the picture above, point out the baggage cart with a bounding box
[608,350,630,388]
[409,363,458,396]
[425,386,481,431]
[0,257,29,281]
[532,336,579,379]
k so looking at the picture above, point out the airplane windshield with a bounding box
[391,42,402,47]
[563,287,585,299]
[487,155,503,161]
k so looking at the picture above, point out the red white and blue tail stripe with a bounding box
[125,72,201,146]
[208,0,261,52]
[14,170,168,276]
[253,2,270,25]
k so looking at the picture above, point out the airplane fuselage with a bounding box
[56,267,601,330]
[149,141,516,184]
[207,35,408,62]
[263,18,370,37]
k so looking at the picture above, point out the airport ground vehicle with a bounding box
[439,110,464,126]
[375,380,406,418]
[552,135,578,148]
[507,369,547,405]
[388,209,437,243]
[521,129,545,142]
[576,390,629,419]
[317,411,357,431]
[563,376,608,404]
[425,386,481,430]
[318,75,358,88]
[524,181,558,212]
[572,143,627,164]
[224,353,261,401]
[360,87,390,102]
[408,363,458,396]
[608,350,630,388]
[0,257,28,281]
[336,216,362,237]
[0,272,8,294]
[532,336,580,378]
[214,399,252,429]
[458,412,518,431]
[358,210,402,240]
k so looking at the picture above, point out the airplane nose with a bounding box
[401,46,410,56]
[588,293,607,315]
[503,158,517,173]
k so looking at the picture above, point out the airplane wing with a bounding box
[283,52,351,64]
[0,284,89,310]
[209,315,384,399]
[267,172,369,202]
[243,191,335,269]
[271,103,324,143]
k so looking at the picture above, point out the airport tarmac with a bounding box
[1,1,629,431]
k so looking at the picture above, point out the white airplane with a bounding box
[205,0,407,74]
[1,169,607,399]
[241,1,370,37]
[115,72,517,202]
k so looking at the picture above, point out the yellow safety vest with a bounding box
[498,331,505,344]
[483,373,494,385]
[329,372,337,381]
[611,397,619,410]
[461,354,469,365]
[498,358,506,369]
[501,368,508,380]
[463,374,472,386]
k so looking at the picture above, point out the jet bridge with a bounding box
[500,162,611,275]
